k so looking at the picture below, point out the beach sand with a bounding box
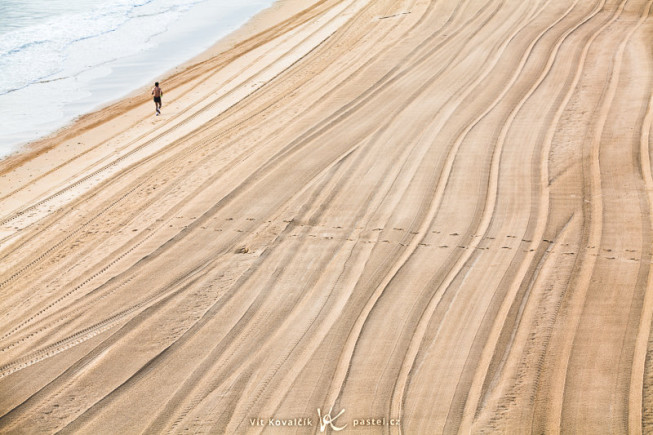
[1,0,653,432]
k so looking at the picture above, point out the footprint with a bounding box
[450,232,459,236]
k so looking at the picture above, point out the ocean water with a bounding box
[0,0,274,158]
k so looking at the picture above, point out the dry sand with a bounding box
[1,0,653,433]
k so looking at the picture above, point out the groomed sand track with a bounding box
[1,0,653,432]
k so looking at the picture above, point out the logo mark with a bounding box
[317,406,347,432]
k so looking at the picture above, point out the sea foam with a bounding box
[0,0,274,157]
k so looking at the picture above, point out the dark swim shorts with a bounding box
[153,96,161,103]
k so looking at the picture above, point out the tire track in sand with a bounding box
[320,0,549,415]
[529,0,646,431]
[454,0,610,431]
[388,0,606,432]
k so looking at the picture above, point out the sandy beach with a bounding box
[1,0,653,432]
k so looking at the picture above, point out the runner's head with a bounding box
[155,82,159,87]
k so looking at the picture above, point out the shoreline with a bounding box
[0,0,312,171]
